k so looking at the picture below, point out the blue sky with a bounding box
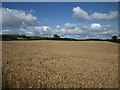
[1,2,118,39]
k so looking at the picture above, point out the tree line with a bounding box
[1,34,120,43]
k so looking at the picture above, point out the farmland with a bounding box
[2,41,118,88]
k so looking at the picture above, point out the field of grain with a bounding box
[2,41,118,88]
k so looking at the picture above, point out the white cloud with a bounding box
[56,25,60,28]
[26,31,34,35]
[91,23,102,30]
[43,26,49,31]
[19,26,52,36]
[91,11,118,20]
[64,23,76,29]
[72,6,118,21]
[72,6,90,20]
[2,23,117,39]
[1,7,37,27]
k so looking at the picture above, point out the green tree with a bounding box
[53,34,60,39]
[112,35,117,41]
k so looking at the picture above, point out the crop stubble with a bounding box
[2,41,118,88]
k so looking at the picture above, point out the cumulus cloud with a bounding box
[56,25,60,28]
[64,23,76,29]
[2,23,117,39]
[91,23,102,30]
[72,6,90,20]
[1,7,37,27]
[72,6,118,21]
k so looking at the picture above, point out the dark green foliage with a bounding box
[29,36,49,40]
[112,35,118,41]
[2,34,18,41]
[2,34,50,41]
[53,34,60,40]
[1,34,120,43]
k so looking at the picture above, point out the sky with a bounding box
[1,2,119,39]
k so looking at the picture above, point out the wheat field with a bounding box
[2,41,118,88]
